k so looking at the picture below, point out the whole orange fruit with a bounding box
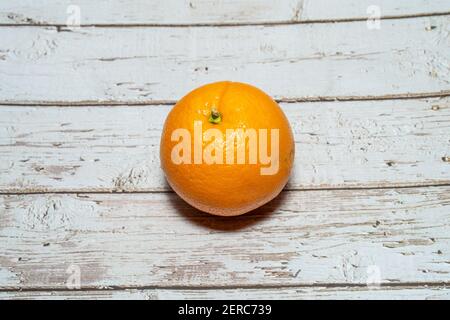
[160,81,295,216]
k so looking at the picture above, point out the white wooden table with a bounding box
[0,1,449,300]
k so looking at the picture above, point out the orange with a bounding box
[160,81,295,216]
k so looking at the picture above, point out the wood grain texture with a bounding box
[1,98,449,193]
[0,15,449,104]
[0,186,449,289]
[1,286,449,300]
[0,0,449,25]
[1,1,449,300]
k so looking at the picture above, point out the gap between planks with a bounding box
[1,183,450,196]
[1,282,449,292]
[1,91,450,107]
[0,11,449,28]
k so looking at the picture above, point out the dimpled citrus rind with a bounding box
[160,81,295,216]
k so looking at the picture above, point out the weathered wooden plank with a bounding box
[0,0,449,25]
[0,16,449,104]
[1,286,449,300]
[1,98,449,193]
[302,0,450,21]
[0,187,449,289]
